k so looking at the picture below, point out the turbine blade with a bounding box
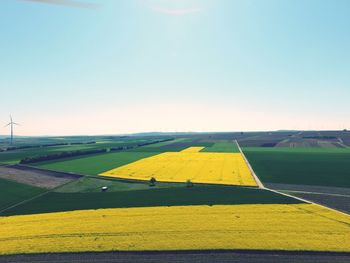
[13,122,20,126]
[21,0,99,9]
[4,123,11,127]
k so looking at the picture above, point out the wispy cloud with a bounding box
[21,0,99,9]
[151,6,201,16]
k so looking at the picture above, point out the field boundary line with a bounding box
[264,188,312,204]
[235,140,264,189]
[281,190,350,198]
[0,174,81,216]
[258,180,350,217]
[234,141,350,217]
[0,190,51,215]
[266,184,350,217]
[20,164,88,178]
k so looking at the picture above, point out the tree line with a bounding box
[19,138,174,164]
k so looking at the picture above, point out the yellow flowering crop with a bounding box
[0,204,349,255]
[180,147,205,152]
[100,150,257,186]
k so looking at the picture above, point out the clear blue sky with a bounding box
[0,0,349,135]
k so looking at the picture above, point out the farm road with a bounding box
[1,251,350,263]
[266,183,350,214]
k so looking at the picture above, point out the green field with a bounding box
[1,185,303,216]
[126,147,183,152]
[201,141,240,153]
[33,139,215,175]
[1,134,349,219]
[143,138,188,147]
[0,178,45,210]
[0,139,161,165]
[56,177,186,193]
[0,146,90,164]
[34,151,158,175]
[127,140,213,153]
[244,147,350,187]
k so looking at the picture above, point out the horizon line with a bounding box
[0,129,349,138]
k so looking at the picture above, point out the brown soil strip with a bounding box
[0,165,81,189]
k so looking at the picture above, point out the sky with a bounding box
[0,0,349,136]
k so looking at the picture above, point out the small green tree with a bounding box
[186,179,194,188]
[149,177,156,187]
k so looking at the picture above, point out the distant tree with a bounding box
[149,177,157,187]
[186,179,194,188]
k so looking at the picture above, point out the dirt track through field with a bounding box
[284,191,350,214]
[1,251,350,263]
[266,183,350,214]
[238,143,350,216]
[235,140,264,188]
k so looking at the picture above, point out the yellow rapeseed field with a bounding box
[0,204,349,255]
[100,149,257,186]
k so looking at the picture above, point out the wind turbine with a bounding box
[5,116,20,145]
